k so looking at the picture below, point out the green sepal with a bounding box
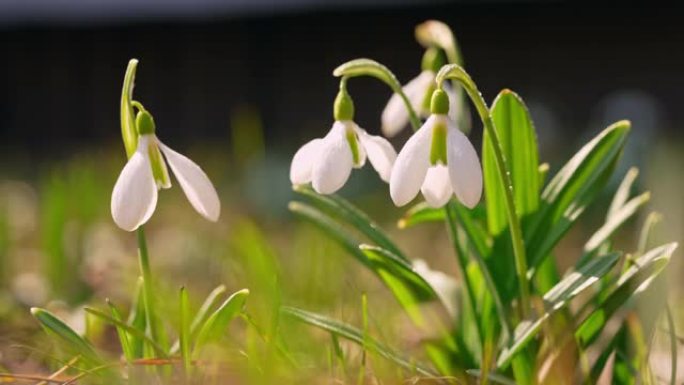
[136,110,156,135]
[334,89,355,121]
[430,89,449,115]
[429,120,447,165]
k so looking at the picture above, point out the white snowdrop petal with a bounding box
[421,165,453,208]
[290,138,323,184]
[446,120,483,208]
[413,259,460,319]
[311,123,353,194]
[356,126,397,183]
[381,71,434,137]
[389,116,434,206]
[158,142,221,222]
[111,139,158,231]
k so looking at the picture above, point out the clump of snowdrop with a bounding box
[111,106,220,231]
[390,88,482,208]
[290,82,397,194]
[381,48,460,137]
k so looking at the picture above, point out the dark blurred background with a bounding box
[1,2,682,159]
[0,1,682,238]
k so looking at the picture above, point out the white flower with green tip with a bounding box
[290,88,397,194]
[390,89,482,208]
[111,109,220,231]
[381,48,460,137]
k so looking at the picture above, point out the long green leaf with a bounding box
[194,289,249,352]
[289,202,438,315]
[294,186,407,262]
[576,243,677,348]
[106,300,134,362]
[607,167,639,218]
[282,306,438,377]
[583,192,650,255]
[170,284,227,355]
[497,252,620,368]
[31,308,103,366]
[526,120,630,272]
[398,202,445,229]
[84,307,167,357]
[484,89,540,236]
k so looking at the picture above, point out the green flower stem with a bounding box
[136,226,165,353]
[444,204,483,351]
[436,64,531,318]
[332,58,422,131]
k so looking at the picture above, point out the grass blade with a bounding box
[194,289,249,351]
[397,202,445,229]
[179,287,191,374]
[282,306,438,377]
[31,308,102,366]
[576,243,677,348]
[170,284,227,355]
[525,120,630,272]
[84,307,167,357]
[497,252,620,368]
[106,299,134,362]
[583,192,650,256]
[294,186,408,262]
[290,201,439,325]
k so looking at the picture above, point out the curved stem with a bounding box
[333,58,422,131]
[397,90,422,131]
[437,65,531,318]
[136,226,166,354]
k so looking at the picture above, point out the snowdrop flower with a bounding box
[381,48,459,137]
[111,109,220,231]
[413,259,460,318]
[390,88,482,208]
[290,86,397,194]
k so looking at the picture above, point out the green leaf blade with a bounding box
[194,288,249,351]
[485,89,540,236]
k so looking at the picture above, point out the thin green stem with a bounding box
[445,204,483,353]
[436,65,531,318]
[449,202,512,341]
[665,304,677,385]
[136,226,165,354]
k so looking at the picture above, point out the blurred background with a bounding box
[0,0,681,380]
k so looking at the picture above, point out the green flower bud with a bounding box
[421,47,446,73]
[136,110,156,135]
[334,89,355,121]
[430,88,450,115]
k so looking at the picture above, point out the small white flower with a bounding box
[290,120,397,194]
[381,70,460,137]
[111,134,220,231]
[413,259,460,319]
[390,114,482,208]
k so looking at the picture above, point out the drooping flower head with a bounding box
[290,83,397,194]
[381,48,461,137]
[390,88,482,208]
[111,107,220,231]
